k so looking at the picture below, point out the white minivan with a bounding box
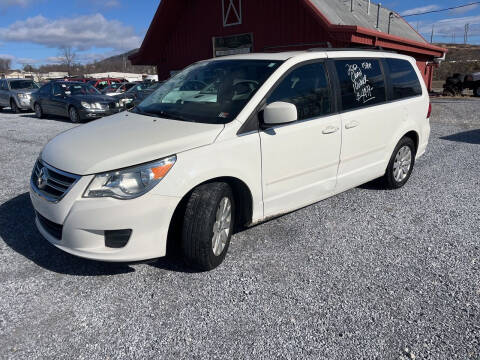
[30,50,431,270]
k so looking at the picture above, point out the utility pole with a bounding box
[430,24,435,43]
[464,23,470,44]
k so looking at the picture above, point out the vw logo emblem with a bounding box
[37,167,49,190]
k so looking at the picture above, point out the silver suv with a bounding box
[0,78,39,113]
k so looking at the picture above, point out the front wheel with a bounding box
[69,106,80,123]
[10,100,20,114]
[181,182,235,271]
[34,103,44,119]
[382,137,416,189]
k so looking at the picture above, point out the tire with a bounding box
[475,87,480,97]
[68,106,80,123]
[34,103,44,119]
[181,182,235,271]
[382,137,416,190]
[446,77,460,85]
[10,99,20,114]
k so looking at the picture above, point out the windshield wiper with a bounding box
[134,108,193,122]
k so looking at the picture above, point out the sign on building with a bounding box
[212,33,253,57]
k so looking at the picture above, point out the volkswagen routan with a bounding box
[30,50,431,270]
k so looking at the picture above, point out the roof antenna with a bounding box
[376,3,382,29]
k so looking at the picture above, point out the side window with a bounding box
[0,80,4,90]
[53,83,66,96]
[386,58,422,100]
[334,59,386,111]
[267,62,332,120]
[3,81,9,90]
[39,83,52,96]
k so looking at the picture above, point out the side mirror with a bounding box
[263,101,298,126]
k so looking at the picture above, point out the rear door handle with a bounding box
[345,121,359,129]
[322,126,339,134]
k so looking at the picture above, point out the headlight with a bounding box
[18,93,29,99]
[83,156,176,199]
[81,102,103,109]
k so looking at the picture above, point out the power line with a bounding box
[402,1,480,17]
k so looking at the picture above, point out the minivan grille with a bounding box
[31,160,80,202]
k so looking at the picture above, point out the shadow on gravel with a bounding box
[357,178,386,191]
[0,193,135,276]
[441,129,480,145]
[19,114,75,123]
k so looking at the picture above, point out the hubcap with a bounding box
[393,146,412,182]
[212,197,232,256]
[35,105,41,117]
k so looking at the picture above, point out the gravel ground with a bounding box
[0,102,479,359]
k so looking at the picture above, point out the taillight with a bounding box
[427,103,432,118]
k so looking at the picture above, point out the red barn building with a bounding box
[130,0,446,90]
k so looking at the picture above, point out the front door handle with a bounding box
[322,126,339,134]
[345,121,359,129]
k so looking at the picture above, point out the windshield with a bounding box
[66,83,101,95]
[10,80,39,90]
[136,60,282,124]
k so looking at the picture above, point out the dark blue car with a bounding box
[30,81,123,123]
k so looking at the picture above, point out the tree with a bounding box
[59,46,77,75]
[23,64,35,72]
[0,58,11,72]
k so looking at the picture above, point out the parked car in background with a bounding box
[64,77,94,83]
[115,82,162,108]
[30,81,123,123]
[87,78,125,91]
[102,82,137,96]
[0,78,39,113]
[30,50,430,270]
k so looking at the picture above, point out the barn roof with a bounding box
[312,0,426,44]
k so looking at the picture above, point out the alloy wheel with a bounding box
[212,197,232,256]
[393,145,412,183]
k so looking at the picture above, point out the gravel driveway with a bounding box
[0,102,479,359]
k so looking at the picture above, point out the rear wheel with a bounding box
[34,103,44,119]
[69,106,80,123]
[382,137,416,189]
[474,87,480,97]
[10,99,20,114]
[181,182,235,271]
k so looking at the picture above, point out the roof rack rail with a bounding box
[308,47,398,54]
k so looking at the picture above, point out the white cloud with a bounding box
[450,3,478,15]
[0,0,36,11]
[0,14,142,51]
[0,53,15,60]
[400,5,440,16]
[16,57,38,64]
[419,15,480,37]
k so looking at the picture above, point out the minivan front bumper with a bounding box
[30,177,180,262]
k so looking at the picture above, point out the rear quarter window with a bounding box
[385,58,423,100]
[334,59,386,111]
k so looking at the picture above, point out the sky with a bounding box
[0,0,479,69]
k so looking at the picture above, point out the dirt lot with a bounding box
[0,101,479,359]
